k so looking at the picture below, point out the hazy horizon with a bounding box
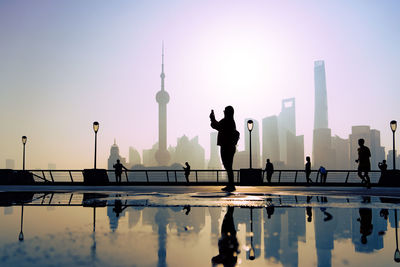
[1,0,399,169]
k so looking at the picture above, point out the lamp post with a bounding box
[247,120,254,169]
[93,122,99,169]
[394,209,400,262]
[248,207,255,260]
[22,136,27,170]
[391,120,397,170]
[18,204,24,241]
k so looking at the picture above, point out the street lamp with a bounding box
[18,205,24,241]
[93,121,99,169]
[248,207,255,260]
[394,209,400,262]
[22,136,27,170]
[391,120,397,170]
[247,120,254,169]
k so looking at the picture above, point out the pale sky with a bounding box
[1,0,399,169]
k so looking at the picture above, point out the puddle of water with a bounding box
[0,192,399,266]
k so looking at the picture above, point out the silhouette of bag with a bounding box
[233,130,240,145]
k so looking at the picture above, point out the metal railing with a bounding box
[9,169,383,185]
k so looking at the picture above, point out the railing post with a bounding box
[278,171,281,183]
[68,193,73,205]
[166,171,170,182]
[125,171,129,182]
[49,170,55,183]
[174,171,177,183]
[42,171,47,182]
[316,172,319,183]
[294,171,298,183]
[345,171,350,183]
[217,170,219,183]
[69,171,74,182]
[195,170,198,183]
[145,170,149,183]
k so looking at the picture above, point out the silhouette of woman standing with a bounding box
[210,106,239,192]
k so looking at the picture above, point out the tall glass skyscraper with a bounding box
[313,60,329,129]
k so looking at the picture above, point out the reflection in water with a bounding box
[212,207,239,267]
[0,192,400,266]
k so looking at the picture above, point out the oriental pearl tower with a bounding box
[155,44,171,166]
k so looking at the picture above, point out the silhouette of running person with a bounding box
[183,162,191,183]
[113,159,128,183]
[305,156,312,183]
[210,106,239,192]
[355,138,371,188]
[264,159,274,183]
[212,207,239,266]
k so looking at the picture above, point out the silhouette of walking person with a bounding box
[210,106,239,192]
[355,138,371,188]
[183,162,191,183]
[305,156,312,184]
[212,207,239,266]
[113,159,128,183]
[264,159,274,183]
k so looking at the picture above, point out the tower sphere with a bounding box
[156,90,170,104]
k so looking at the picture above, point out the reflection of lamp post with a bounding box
[395,209,400,263]
[248,207,255,260]
[247,120,254,169]
[391,120,397,170]
[18,205,24,241]
[93,122,99,169]
[22,136,27,170]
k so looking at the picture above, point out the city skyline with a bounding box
[1,1,399,169]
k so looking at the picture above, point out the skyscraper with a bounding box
[278,98,296,164]
[313,60,328,129]
[208,132,221,169]
[312,60,335,168]
[155,43,171,166]
[262,116,280,164]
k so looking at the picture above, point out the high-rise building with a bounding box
[286,132,304,169]
[48,163,56,170]
[370,129,385,170]
[312,60,336,169]
[313,60,329,129]
[278,98,296,165]
[331,135,350,169]
[155,43,171,166]
[5,159,15,169]
[262,116,280,164]
[244,118,261,168]
[107,140,127,170]
[129,146,141,167]
[171,135,205,169]
[208,132,221,169]
[386,150,399,169]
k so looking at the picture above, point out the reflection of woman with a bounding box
[212,207,240,266]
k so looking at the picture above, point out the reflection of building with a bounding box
[155,45,171,166]
[244,119,261,168]
[107,140,127,170]
[262,116,280,164]
[5,159,15,169]
[129,147,141,167]
[208,132,221,169]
